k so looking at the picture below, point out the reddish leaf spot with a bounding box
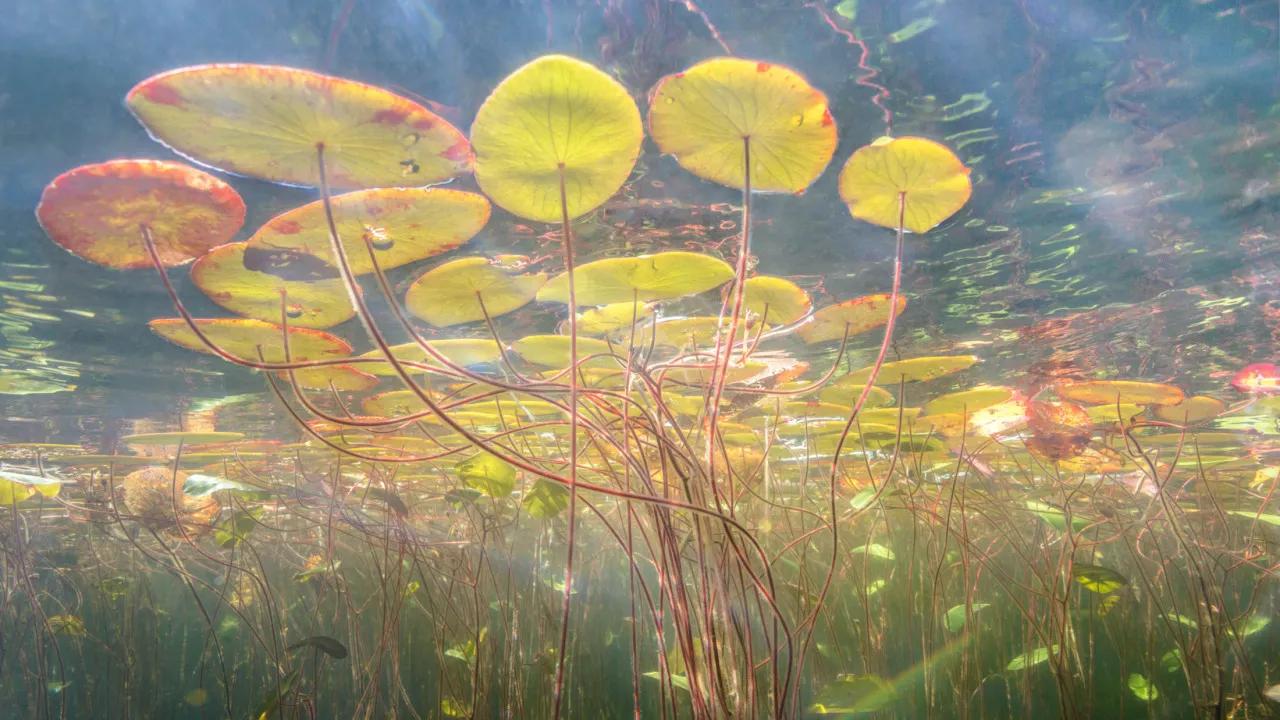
[138,82,185,107]
[441,138,472,163]
[273,220,302,234]
[821,109,834,127]
[674,72,685,79]
[411,116,437,131]
[756,62,772,73]
[372,109,409,125]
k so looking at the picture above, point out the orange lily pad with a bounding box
[246,188,490,275]
[648,58,837,192]
[127,64,471,188]
[36,160,244,269]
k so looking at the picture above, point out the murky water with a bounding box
[1,1,1278,718]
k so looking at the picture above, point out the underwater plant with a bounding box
[7,24,1278,720]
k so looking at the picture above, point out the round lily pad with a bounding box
[1056,380,1185,407]
[838,136,972,233]
[127,64,471,188]
[797,294,907,344]
[470,55,642,223]
[404,257,547,327]
[536,251,734,306]
[648,58,837,193]
[190,242,354,328]
[843,355,979,386]
[148,318,351,363]
[246,187,490,275]
[744,276,812,325]
[355,339,503,376]
[36,159,245,269]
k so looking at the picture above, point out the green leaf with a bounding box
[1006,644,1057,671]
[1160,648,1182,674]
[850,542,895,561]
[943,602,990,633]
[46,614,86,637]
[457,454,516,498]
[182,473,265,498]
[522,479,569,519]
[1072,563,1128,594]
[1127,673,1159,701]
[253,668,300,720]
[1026,501,1088,532]
[1227,510,1280,527]
[643,671,690,693]
[445,639,477,667]
[294,559,340,584]
[834,0,858,21]
[365,486,408,516]
[214,508,263,549]
[1230,614,1270,639]
[287,635,348,659]
[809,674,897,714]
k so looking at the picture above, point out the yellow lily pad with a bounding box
[537,251,734,306]
[127,64,472,188]
[36,159,244,269]
[648,58,837,192]
[190,242,354,328]
[404,257,547,327]
[922,385,1015,416]
[509,334,617,369]
[651,316,731,349]
[148,318,351,363]
[744,276,812,325]
[1056,380,1185,407]
[355,339,503,376]
[123,431,245,446]
[838,136,972,233]
[816,380,896,408]
[1154,396,1226,425]
[283,365,379,392]
[574,301,654,336]
[470,55,642,223]
[246,187,490,275]
[844,355,979,386]
[797,294,906,344]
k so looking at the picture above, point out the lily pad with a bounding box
[838,136,972,233]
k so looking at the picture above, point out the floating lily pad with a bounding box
[191,242,354,328]
[509,335,616,369]
[246,188,490,275]
[36,160,244,269]
[123,431,245,446]
[537,251,734,306]
[282,365,379,392]
[355,339,502,376]
[404,257,546,327]
[838,136,972,233]
[148,318,351,363]
[923,385,1014,416]
[797,294,906,344]
[1154,395,1225,425]
[743,276,812,325]
[127,64,471,188]
[843,355,979,386]
[470,55,642,223]
[1056,380,1185,407]
[649,58,837,193]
